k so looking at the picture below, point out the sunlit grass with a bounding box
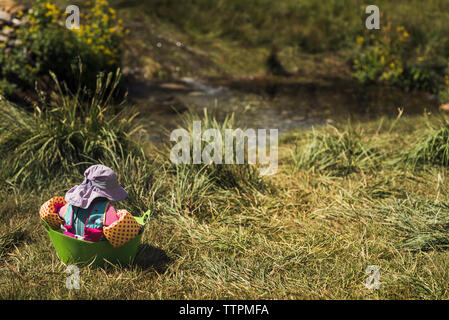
[401,115,449,169]
[292,124,381,176]
[2,109,449,299]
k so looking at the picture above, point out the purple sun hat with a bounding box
[65,165,128,209]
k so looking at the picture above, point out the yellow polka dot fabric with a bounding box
[103,210,141,248]
[40,197,66,230]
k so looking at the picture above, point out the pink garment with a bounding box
[58,203,119,226]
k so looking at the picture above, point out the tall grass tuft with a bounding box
[112,153,166,217]
[164,164,217,218]
[0,69,143,187]
[293,125,379,176]
[166,109,267,193]
[401,115,449,169]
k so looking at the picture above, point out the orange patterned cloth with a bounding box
[40,197,66,230]
[103,210,141,248]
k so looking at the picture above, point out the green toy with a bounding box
[42,210,151,267]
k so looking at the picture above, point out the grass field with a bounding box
[2,101,449,299]
[2,0,449,300]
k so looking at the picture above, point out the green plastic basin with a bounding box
[42,210,150,267]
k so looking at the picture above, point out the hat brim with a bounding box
[102,185,128,203]
[65,184,128,209]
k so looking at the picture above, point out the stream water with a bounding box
[129,76,441,144]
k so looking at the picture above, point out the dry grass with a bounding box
[3,110,449,299]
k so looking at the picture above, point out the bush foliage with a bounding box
[352,24,440,92]
[0,0,125,98]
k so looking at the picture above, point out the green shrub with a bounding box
[0,0,125,97]
[439,88,449,103]
[0,80,16,98]
[401,64,438,92]
[352,24,441,92]
[352,25,408,86]
[437,68,449,102]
